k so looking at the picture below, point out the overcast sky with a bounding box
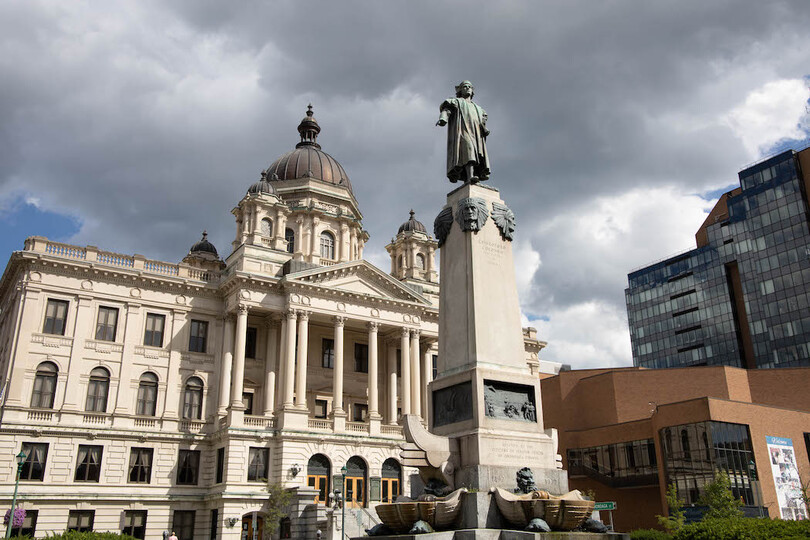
[2,1,809,369]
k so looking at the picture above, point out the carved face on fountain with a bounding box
[515,467,538,494]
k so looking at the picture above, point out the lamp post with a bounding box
[5,451,26,539]
[341,465,348,539]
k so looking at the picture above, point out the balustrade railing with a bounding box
[308,418,332,430]
[346,421,368,433]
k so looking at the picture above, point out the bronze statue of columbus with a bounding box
[436,81,491,184]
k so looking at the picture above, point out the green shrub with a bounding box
[696,471,743,520]
[630,529,672,540]
[657,483,685,533]
[673,517,810,540]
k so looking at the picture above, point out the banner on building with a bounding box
[766,436,807,520]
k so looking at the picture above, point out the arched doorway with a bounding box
[307,454,330,505]
[344,456,367,508]
[381,458,402,503]
[241,512,264,540]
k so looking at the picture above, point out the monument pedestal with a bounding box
[358,531,629,540]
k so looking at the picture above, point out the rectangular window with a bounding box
[245,327,257,359]
[315,399,328,419]
[189,320,208,353]
[122,510,147,539]
[242,392,254,415]
[20,443,48,481]
[95,306,119,341]
[215,447,225,484]
[67,510,94,532]
[75,445,103,482]
[43,299,69,335]
[354,343,368,373]
[172,510,196,540]
[143,313,165,347]
[177,449,200,485]
[128,447,153,484]
[210,509,218,540]
[322,338,334,368]
[247,447,269,482]
[10,509,37,538]
[432,355,438,379]
[352,403,368,423]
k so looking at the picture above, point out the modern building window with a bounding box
[85,367,110,412]
[31,361,58,409]
[143,313,165,347]
[247,447,269,482]
[189,319,208,353]
[43,299,68,335]
[136,372,158,416]
[172,510,195,540]
[322,338,335,368]
[177,449,201,485]
[182,377,204,419]
[67,510,94,532]
[95,306,119,341]
[566,438,658,488]
[10,509,37,537]
[122,510,147,539]
[354,343,368,373]
[128,447,153,484]
[261,218,273,237]
[320,231,335,260]
[314,399,328,419]
[20,442,48,481]
[215,447,225,484]
[285,228,295,254]
[74,445,103,482]
[242,392,254,415]
[245,326,257,359]
[352,403,368,423]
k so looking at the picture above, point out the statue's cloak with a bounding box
[440,98,490,182]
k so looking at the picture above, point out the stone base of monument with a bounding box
[455,466,569,500]
[355,531,629,539]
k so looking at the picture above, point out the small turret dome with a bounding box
[189,231,218,256]
[398,210,427,234]
[247,172,277,195]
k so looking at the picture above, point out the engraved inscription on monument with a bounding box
[432,381,474,427]
[483,380,537,423]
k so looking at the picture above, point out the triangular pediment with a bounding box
[284,261,429,304]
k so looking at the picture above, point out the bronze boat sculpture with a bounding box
[375,488,468,533]
[490,487,595,530]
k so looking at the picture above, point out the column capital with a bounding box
[367,321,379,332]
[411,329,421,338]
[285,308,298,320]
[401,327,410,338]
[334,315,346,327]
[237,303,249,315]
[298,310,310,322]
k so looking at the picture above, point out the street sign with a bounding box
[594,501,616,511]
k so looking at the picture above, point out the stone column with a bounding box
[276,315,287,409]
[339,223,350,262]
[264,317,280,416]
[350,229,358,260]
[294,311,309,409]
[61,295,94,410]
[410,330,421,418]
[218,314,235,415]
[283,309,297,408]
[230,303,248,409]
[422,347,433,420]
[367,322,380,419]
[400,328,411,415]
[310,216,320,260]
[387,341,398,425]
[295,217,305,260]
[332,316,346,416]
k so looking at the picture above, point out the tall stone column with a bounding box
[264,317,279,416]
[332,316,346,416]
[387,341,398,425]
[230,303,248,409]
[295,217,305,260]
[422,347,433,420]
[400,328,411,415]
[276,316,287,409]
[310,216,320,259]
[218,314,235,415]
[367,322,380,419]
[283,309,297,408]
[410,330,421,417]
[339,223,350,262]
[294,311,310,409]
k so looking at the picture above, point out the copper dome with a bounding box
[398,209,427,234]
[264,105,353,195]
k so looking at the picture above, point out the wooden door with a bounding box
[381,478,399,503]
[241,514,263,540]
[345,476,365,508]
[307,474,329,505]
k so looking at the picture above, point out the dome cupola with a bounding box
[189,231,218,256]
[247,171,277,195]
[398,210,427,234]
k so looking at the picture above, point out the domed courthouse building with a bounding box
[0,109,550,539]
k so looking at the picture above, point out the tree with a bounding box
[265,483,293,533]
[697,470,743,520]
[657,482,685,533]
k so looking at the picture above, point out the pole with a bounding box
[341,466,347,540]
[5,457,23,539]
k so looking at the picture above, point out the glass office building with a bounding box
[626,148,810,369]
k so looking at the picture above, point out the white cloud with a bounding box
[725,79,810,157]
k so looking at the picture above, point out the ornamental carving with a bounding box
[434,207,454,247]
[455,197,488,232]
[490,201,516,241]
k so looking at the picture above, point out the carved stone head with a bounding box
[515,467,538,494]
[455,197,488,232]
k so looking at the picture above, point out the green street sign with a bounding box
[594,501,616,511]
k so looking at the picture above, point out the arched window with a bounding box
[285,228,295,254]
[136,372,158,416]
[397,255,404,269]
[381,458,402,503]
[344,456,368,508]
[261,218,273,237]
[320,231,335,260]
[307,454,331,505]
[416,253,426,270]
[31,361,58,409]
[681,429,691,460]
[182,376,204,419]
[85,367,110,412]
